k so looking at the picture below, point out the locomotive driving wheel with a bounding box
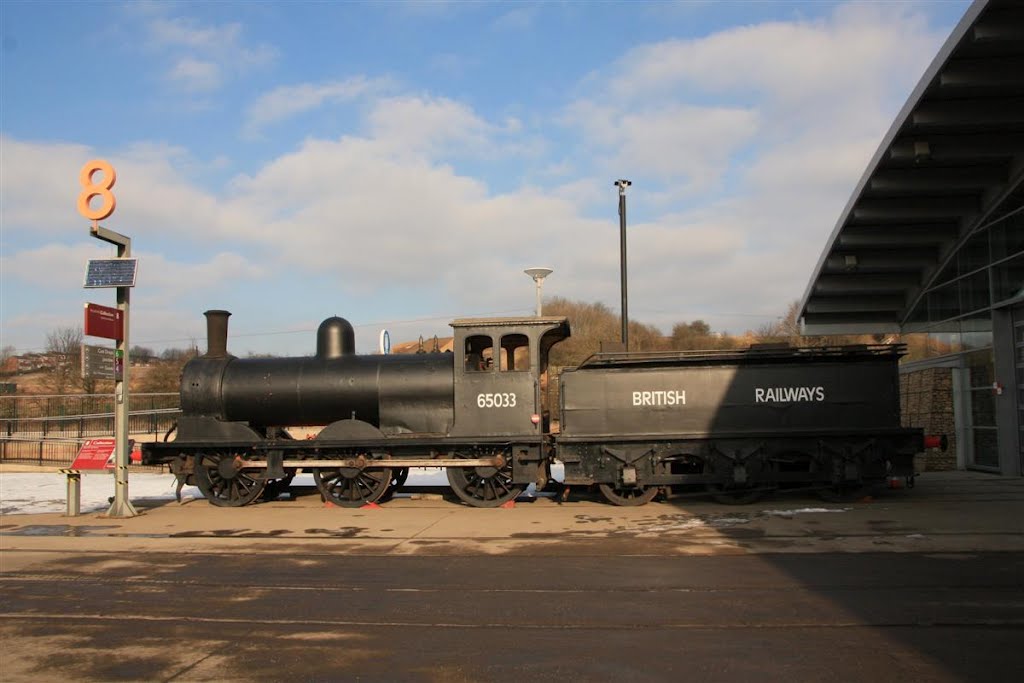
[314,462,393,508]
[377,467,410,504]
[194,452,267,507]
[598,483,659,506]
[391,467,410,489]
[261,471,296,501]
[446,447,522,508]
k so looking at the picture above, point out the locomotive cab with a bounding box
[449,317,570,437]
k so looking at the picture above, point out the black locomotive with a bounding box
[142,309,930,507]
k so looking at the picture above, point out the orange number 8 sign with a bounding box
[77,159,117,222]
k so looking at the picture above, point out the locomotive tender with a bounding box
[142,309,929,507]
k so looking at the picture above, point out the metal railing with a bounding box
[1,408,180,440]
[0,435,168,471]
[0,393,178,420]
[1,437,89,466]
[0,393,180,467]
[0,393,179,439]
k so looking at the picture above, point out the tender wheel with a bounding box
[446,449,522,508]
[817,457,877,502]
[599,483,659,506]
[816,480,875,503]
[705,484,767,505]
[314,465,392,507]
[194,453,266,507]
[705,456,775,504]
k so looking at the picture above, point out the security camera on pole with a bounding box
[77,159,138,518]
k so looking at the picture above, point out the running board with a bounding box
[236,456,505,469]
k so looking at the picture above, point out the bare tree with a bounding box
[756,300,879,348]
[43,326,84,394]
[139,348,198,392]
[0,345,16,375]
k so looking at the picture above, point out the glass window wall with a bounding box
[901,206,1022,471]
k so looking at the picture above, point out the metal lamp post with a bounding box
[524,267,553,316]
[615,179,631,350]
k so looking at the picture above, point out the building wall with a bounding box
[900,366,957,471]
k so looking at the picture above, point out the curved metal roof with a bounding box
[799,0,1024,335]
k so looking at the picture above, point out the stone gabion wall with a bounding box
[900,366,957,471]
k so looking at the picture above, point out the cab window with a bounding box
[465,335,493,372]
[500,334,529,372]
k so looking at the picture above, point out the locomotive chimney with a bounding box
[204,309,231,358]
[317,316,356,359]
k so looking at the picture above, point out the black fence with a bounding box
[0,437,169,471]
[1,438,87,466]
[0,393,180,468]
[0,393,179,440]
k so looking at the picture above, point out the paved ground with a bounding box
[1,471,1022,681]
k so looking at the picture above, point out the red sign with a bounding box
[70,438,140,470]
[84,303,123,340]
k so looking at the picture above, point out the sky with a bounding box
[0,0,972,357]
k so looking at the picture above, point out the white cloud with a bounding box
[147,16,276,69]
[492,6,537,31]
[609,3,933,106]
[167,57,221,92]
[148,16,243,51]
[366,95,498,157]
[563,102,760,193]
[140,12,276,93]
[566,2,941,183]
[0,136,94,238]
[242,77,393,137]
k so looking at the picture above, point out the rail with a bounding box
[1,408,181,441]
[577,343,909,368]
[0,393,178,420]
[0,435,164,471]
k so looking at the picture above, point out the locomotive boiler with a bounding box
[143,309,932,508]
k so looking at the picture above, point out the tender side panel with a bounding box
[559,357,902,438]
[556,348,921,490]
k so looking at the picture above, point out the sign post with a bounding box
[78,159,137,518]
[81,343,116,380]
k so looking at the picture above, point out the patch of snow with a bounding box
[0,467,458,515]
[760,507,850,516]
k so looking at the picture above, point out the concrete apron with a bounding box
[1,471,1021,561]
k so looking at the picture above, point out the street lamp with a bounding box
[615,179,631,350]
[524,267,553,316]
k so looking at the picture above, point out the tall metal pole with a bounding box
[90,225,137,518]
[108,235,136,517]
[615,179,631,350]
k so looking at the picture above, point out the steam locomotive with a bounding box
[141,310,933,507]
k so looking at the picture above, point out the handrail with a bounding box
[5,408,181,424]
[576,344,908,368]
